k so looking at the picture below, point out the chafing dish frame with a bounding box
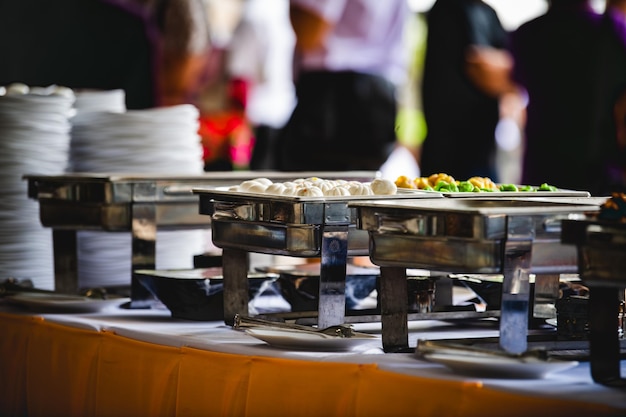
[351,197,603,353]
[25,173,232,306]
[561,218,626,388]
[195,187,443,328]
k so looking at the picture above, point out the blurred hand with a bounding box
[289,4,331,52]
[465,45,515,98]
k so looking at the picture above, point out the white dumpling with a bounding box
[253,177,273,187]
[295,185,324,197]
[370,178,398,195]
[348,182,373,196]
[239,179,267,192]
[317,181,335,194]
[305,177,324,184]
[325,186,351,196]
[281,186,298,196]
[246,182,268,193]
[265,183,287,195]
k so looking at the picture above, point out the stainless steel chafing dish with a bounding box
[351,195,605,353]
[561,217,626,387]
[194,185,443,327]
[26,172,378,307]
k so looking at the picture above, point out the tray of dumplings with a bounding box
[193,176,444,256]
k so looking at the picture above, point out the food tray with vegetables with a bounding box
[395,173,590,197]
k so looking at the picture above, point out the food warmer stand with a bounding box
[194,186,443,327]
[561,217,626,387]
[25,172,377,307]
[351,195,604,353]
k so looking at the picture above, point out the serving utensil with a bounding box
[233,314,357,338]
[416,339,548,361]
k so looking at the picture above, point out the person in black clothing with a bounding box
[0,0,212,110]
[420,0,515,181]
[275,0,408,172]
[594,0,626,194]
[0,0,156,109]
[510,0,617,195]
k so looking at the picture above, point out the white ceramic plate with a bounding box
[245,328,380,351]
[422,352,578,379]
[5,292,129,313]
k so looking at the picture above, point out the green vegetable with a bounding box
[457,181,475,192]
[538,183,558,192]
[434,180,458,192]
[434,181,447,191]
[499,184,518,192]
[519,185,535,192]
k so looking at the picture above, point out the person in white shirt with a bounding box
[275,0,409,171]
[227,0,296,170]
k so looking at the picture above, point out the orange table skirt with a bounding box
[0,312,622,417]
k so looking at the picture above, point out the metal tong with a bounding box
[233,314,356,338]
[416,339,549,361]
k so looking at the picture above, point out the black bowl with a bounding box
[135,268,278,321]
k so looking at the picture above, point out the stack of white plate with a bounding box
[0,84,75,290]
[67,102,207,289]
[73,89,126,115]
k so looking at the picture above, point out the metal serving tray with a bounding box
[194,186,443,327]
[561,217,626,387]
[351,196,605,353]
[25,171,378,305]
[437,189,590,198]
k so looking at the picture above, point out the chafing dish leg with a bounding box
[130,203,157,308]
[318,226,349,329]
[380,266,409,353]
[499,232,533,354]
[532,274,560,319]
[589,287,626,387]
[433,275,453,310]
[222,248,250,326]
[52,229,78,294]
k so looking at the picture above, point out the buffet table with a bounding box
[1,301,624,417]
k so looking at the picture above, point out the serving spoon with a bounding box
[233,314,357,338]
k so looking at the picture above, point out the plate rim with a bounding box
[5,292,129,312]
[422,351,578,379]
[244,327,379,351]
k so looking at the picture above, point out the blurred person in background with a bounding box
[0,0,213,109]
[113,0,213,107]
[0,0,158,109]
[419,0,519,182]
[596,0,626,193]
[198,77,253,171]
[226,0,296,170]
[511,0,608,194]
[148,0,213,107]
[275,0,409,172]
